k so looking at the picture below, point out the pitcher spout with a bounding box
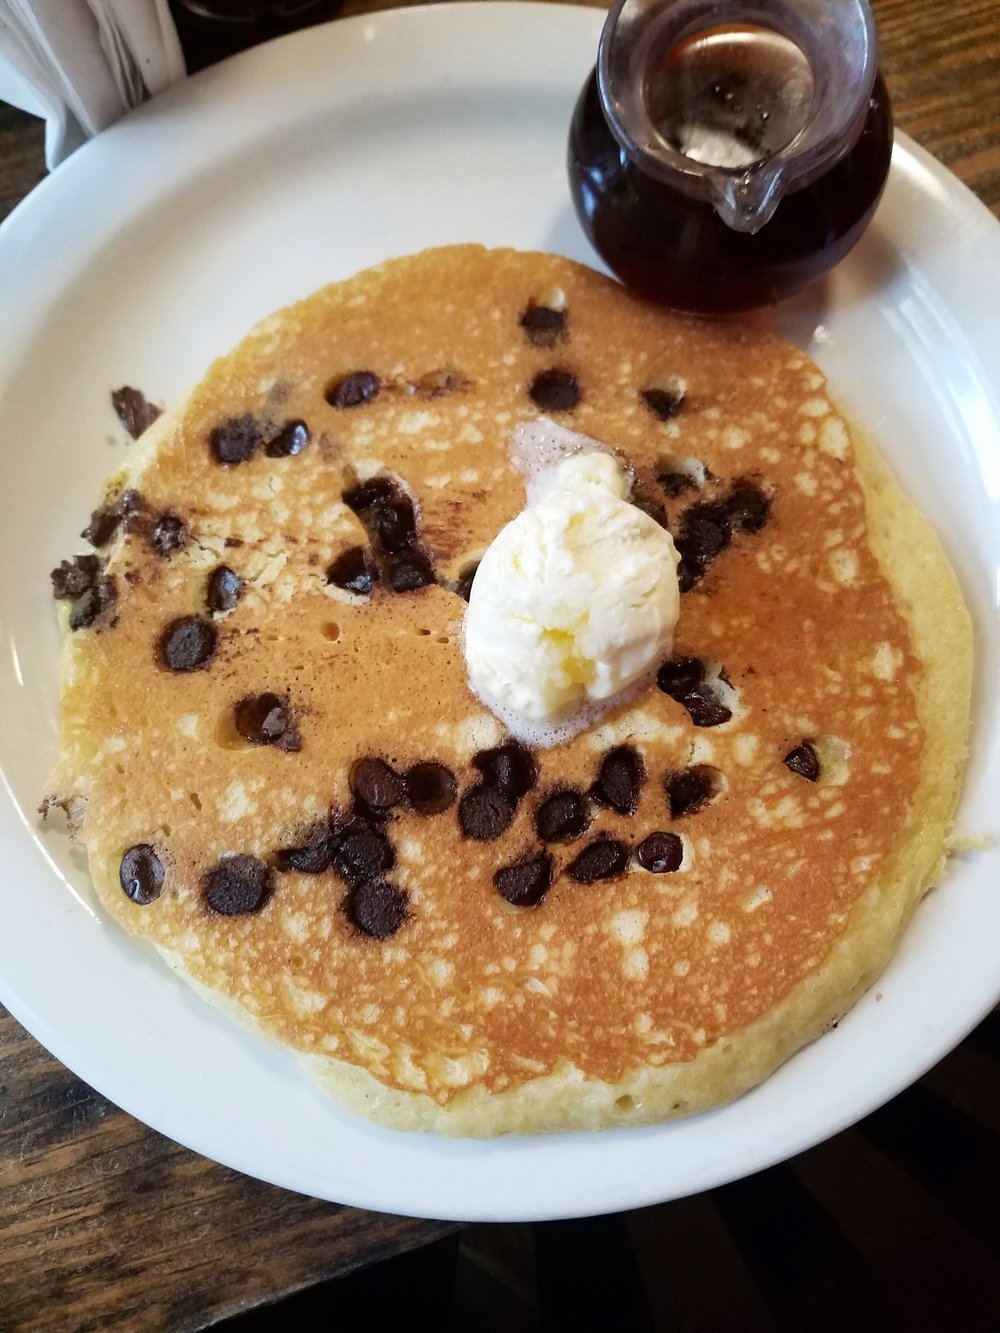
[711,164,786,234]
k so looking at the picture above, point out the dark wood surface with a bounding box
[1,1,998,1329]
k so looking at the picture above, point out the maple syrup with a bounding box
[568,2,893,314]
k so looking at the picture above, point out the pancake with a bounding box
[44,246,972,1136]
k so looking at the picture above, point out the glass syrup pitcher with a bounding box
[568,0,893,314]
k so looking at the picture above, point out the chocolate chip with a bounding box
[455,562,479,602]
[457,783,516,841]
[80,508,120,549]
[327,371,380,409]
[683,691,732,728]
[784,741,820,781]
[528,368,581,412]
[112,386,161,439]
[725,481,771,533]
[233,693,300,750]
[664,765,720,817]
[343,880,407,939]
[68,575,116,630]
[675,481,771,590]
[207,564,243,612]
[520,304,567,348]
[637,832,683,873]
[473,743,537,800]
[342,476,436,592]
[160,615,217,671]
[592,746,644,816]
[333,826,396,886]
[265,419,310,457]
[51,554,101,600]
[567,838,630,883]
[656,657,705,698]
[495,853,553,908]
[327,546,377,595]
[343,477,396,514]
[656,658,732,728]
[642,386,685,420]
[119,843,165,905]
[278,830,332,874]
[535,789,590,843]
[203,854,274,915]
[677,515,727,590]
[350,758,404,812]
[405,762,457,815]
[80,488,143,547]
[210,414,263,465]
[632,494,669,529]
[368,500,415,554]
[388,555,434,593]
[657,471,696,498]
[152,512,186,557]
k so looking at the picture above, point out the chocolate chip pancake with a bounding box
[44,246,971,1136]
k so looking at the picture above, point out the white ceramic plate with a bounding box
[0,4,997,1223]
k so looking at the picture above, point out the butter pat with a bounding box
[464,426,680,745]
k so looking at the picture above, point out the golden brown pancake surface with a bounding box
[46,247,971,1134]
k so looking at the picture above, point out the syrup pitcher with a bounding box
[568,0,893,313]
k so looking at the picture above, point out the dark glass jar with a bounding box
[567,0,893,314]
[169,1,344,72]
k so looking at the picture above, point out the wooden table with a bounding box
[1,2,998,1329]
